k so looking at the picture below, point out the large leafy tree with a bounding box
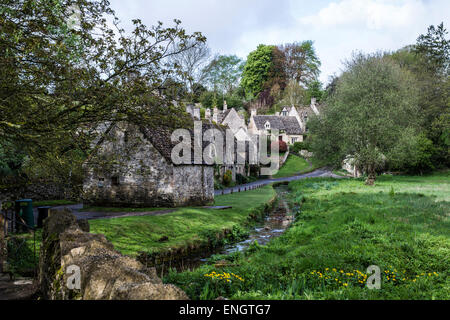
[278,40,321,86]
[0,0,205,183]
[308,53,420,185]
[390,23,450,167]
[241,44,275,97]
[170,39,211,102]
[203,54,244,95]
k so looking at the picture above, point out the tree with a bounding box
[390,23,450,168]
[279,41,321,86]
[203,55,244,95]
[414,22,450,76]
[170,39,211,102]
[0,0,205,186]
[308,53,420,185]
[276,79,306,107]
[305,80,324,103]
[241,44,275,97]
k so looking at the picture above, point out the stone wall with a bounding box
[38,208,188,300]
[0,182,80,203]
[173,165,214,206]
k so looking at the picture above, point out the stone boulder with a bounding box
[38,208,188,300]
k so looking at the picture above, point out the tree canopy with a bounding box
[308,53,421,184]
[0,0,205,184]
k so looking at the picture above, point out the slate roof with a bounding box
[216,108,234,124]
[253,115,303,135]
[140,122,228,165]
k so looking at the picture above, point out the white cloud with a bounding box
[300,0,425,30]
[108,0,450,85]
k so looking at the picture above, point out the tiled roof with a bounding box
[140,121,227,165]
[253,115,303,135]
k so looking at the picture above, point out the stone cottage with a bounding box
[83,121,221,208]
[248,109,304,145]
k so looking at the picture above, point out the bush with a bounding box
[290,142,304,154]
[249,165,260,177]
[223,170,233,186]
[271,140,288,153]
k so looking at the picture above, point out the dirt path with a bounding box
[0,274,37,300]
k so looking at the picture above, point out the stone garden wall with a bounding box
[38,208,188,300]
[0,182,80,203]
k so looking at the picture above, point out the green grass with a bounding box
[166,171,450,300]
[272,155,312,178]
[89,185,276,256]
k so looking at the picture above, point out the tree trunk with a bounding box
[365,165,376,186]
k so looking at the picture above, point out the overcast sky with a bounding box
[109,0,450,85]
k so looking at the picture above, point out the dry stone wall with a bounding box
[38,208,188,300]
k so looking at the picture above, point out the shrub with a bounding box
[223,170,233,186]
[236,173,249,185]
[290,142,304,153]
[271,140,288,153]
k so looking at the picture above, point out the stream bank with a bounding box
[141,183,293,275]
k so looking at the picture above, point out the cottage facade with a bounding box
[248,109,304,145]
[83,122,215,207]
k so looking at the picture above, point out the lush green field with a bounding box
[166,172,450,300]
[272,155,312,178]
[89,185,276,256]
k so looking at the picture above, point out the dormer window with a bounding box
[264,121,271,130]
[282,110,288,116]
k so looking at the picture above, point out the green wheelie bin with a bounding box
[15,199,34,228]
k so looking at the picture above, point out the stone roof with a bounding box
[140,122,227,166]
[215,108,233,123]
[253,115,303,135]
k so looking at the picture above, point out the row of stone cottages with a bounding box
[83,99,321,207]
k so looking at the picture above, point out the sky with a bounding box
[108,0,450,85]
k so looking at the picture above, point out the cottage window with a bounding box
[264,122,270,130]
[111,176,120,186]
[98,178,104,188]
[291,137,298,144]
[282,111,288,116]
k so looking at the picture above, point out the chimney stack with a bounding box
[212,107,219,123]
[205,108,211,119]
[223,100,228,112]
[193,107,200,120]
[250,109,257,117]
[310,98,319,115]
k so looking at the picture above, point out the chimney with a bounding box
[310,98,319,115]
[205,108,211,119]
[186,104,193,117]
[250,109,257,118]
[212,107,219,122]
[193,107,200,120]
[223,100,228,112]
[275,111,280,116]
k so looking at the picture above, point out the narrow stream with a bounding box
[215,184,292,255]
[170,184,293,272]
